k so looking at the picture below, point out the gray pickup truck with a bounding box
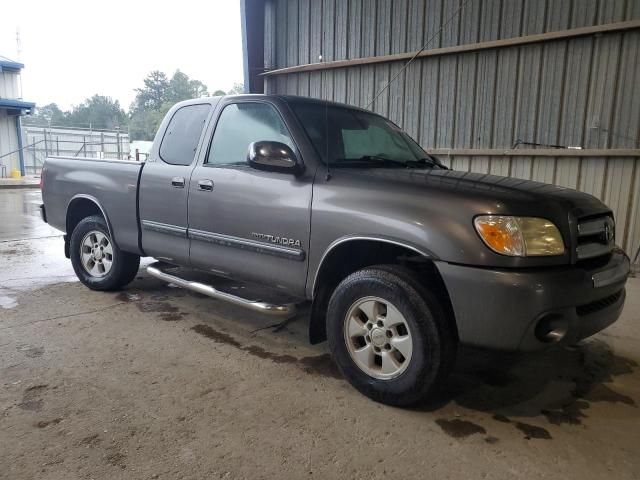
[41,95,630,406]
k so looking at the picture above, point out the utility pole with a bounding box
[16,28,23,99]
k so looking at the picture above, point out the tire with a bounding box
[69,215,140,291]
[326,265,457,407]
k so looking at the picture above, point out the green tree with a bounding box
[128,108,167,142]
[227,82,244,95]
[67,95,127,130]
[132,70,169,112]
[129,70,211,140]
[166,70,209,104]
[28,103,68,126]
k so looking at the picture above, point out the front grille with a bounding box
[576,290,623,316]
[576,215,615,260]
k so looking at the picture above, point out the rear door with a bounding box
[187,99,313,296]
[138,102,212,265]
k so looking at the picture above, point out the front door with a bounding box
[139,103,211,265]
[188,100,312,296]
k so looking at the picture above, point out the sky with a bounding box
[0,0,244,111]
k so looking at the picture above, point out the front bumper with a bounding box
[436,250,630,351]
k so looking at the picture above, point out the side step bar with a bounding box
[146,264,297,317]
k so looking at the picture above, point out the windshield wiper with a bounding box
[331,155,448,170]
[405,157,449,170]
[331,155,409,168]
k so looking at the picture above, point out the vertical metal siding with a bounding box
[262,0,640,254]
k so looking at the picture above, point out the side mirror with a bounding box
[247,141,303,175]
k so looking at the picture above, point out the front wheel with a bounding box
[326,265,457,406]
[70,215,140,291]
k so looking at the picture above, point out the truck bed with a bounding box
[41,156,144,255]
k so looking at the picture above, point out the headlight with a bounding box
[474,216,565,256]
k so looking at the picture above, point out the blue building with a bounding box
[0,55,35,177]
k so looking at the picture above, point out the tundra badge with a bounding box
[251,232,301,248]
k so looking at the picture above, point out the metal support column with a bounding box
[15,116,25,176]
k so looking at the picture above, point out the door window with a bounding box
[206,102,294,166]
[159,104,211,166]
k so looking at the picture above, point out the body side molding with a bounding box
[141,220,188,237]
[189,228,305,261]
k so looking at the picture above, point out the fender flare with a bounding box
[309,235,437,298]
[65,194,118,251]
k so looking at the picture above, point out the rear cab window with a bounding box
[159,104,211,166]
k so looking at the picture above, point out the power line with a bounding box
[364,0,472,110]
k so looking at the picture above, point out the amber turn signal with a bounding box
[474,216,564,257]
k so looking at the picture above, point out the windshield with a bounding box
[291,102,444,169]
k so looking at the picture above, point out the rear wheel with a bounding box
[326,265,457,406]
[70,215,140,291]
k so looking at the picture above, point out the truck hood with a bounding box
[345,167,610,219]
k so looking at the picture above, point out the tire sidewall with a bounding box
[70,216,121,290]
[327,269,444,404]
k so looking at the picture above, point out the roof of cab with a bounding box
[172,94,372,114]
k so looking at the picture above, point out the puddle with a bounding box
[581,383,635,405]
[137,301,179,313]
[158,312,188,322]
[191,324,342,379]
[492,414,510,423]
[35,417,63,428]
[19,384,48,411]
[515,422,552,440]
[116,292,142,302]
[243,345,298,364]
[0,291,18,309]
[0,236,76,309]
[435,418,486,438]
[299,353,342,379]
[440,340,637,430]
[489,413,553,440]
[192,324,241,348]
[541,402,589,426]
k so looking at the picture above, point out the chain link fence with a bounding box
[20,125,131,175]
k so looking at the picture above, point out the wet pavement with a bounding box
[0,189,61,242]
[1,189,639,479]
[0,190,76,309]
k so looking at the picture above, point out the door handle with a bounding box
[171,177,185,188]
[197,179,214,191]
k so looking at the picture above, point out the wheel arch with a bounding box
[65,195,116,258]
[308,237,456,345]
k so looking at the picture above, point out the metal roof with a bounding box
[0,98,35,114]
[0,56,24,73]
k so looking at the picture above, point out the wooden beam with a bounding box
[262,19,640,76]
[426,148,640,158]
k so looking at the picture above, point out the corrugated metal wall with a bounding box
[0,71,21,174]
[260,0,640,257]
[0,71,20,99]
[0,110,19,175]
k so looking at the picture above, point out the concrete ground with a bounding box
[1,189,639,480]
